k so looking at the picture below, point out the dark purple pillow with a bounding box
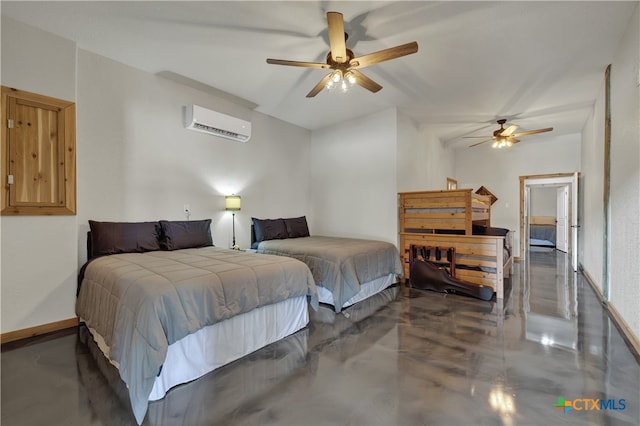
[284,216,310,238]
[252,218,288,242]
[159,219,213,250]
[89,220,162,258]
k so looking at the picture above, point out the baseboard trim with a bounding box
[580,265,640,361]
[581,267,605,300]
[1,317,79,344]
[606,298,640,362]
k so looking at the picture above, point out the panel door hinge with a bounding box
[7,119,14,128]
[8,175,14,185]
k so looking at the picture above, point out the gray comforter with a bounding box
[530,224,556,243]
[76,247,318,425]
[256,236,403,312]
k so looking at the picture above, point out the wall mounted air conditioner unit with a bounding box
[184,104,251,142]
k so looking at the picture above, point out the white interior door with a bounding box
[556,186,568,252]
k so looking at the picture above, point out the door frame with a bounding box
[556,186,569,252]
[520,172,579,270]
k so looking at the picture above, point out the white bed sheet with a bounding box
[85,295,309,401]
[315,273,396,309]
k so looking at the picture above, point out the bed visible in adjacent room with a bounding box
[251,216,403,312]
[76,219,318,425]
[529,216,557,247]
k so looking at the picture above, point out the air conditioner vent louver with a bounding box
[184,104,251,143]
[191,122,248,141]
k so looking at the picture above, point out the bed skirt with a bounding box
[83,295,309,402]
[315,273,396,309]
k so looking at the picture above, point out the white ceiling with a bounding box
[2,1,637,148]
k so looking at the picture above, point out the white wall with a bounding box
[580,3,639,345]
[76,50,311,261]
[580,82,606,290]
[608,4,640,341]
[310,108,398,244]
[530,187,557,217]
[397,116,455,192]
[1,18,312,334]
[454,133,582,256]
[1,17,79,333]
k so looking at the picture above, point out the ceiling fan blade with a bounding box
[502,125,519,136]
[463,135,492,138]
[266,58,330,69]
[349,41,418,69]
[512,127,553,137]
[306,73,333,98]
[327,12,348,63]
[350,69,382,93]
[469,139,493,148]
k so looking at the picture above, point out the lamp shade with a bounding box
[225,195,241,211]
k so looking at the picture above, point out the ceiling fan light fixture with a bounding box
[345,71,356,85]
[324,69,355,93]
[492,137,510,149]
[468,119,553,149]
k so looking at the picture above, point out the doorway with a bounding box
[520,173,579,271]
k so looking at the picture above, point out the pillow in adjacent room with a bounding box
[252,217,288,243]
[284,216,310,238]
[89,220,162,258]
[159,219,213,250]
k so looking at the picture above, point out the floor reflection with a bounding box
[1,250,638,426]
[524,248,579,351]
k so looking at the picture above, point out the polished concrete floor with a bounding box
[2,248,639,425]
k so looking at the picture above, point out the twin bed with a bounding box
[77,217,402,424]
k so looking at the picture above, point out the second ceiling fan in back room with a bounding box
[465,119,554,149]
[266,11,419,97]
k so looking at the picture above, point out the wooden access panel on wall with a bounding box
[1,86,76,215]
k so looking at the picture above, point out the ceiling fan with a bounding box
[266,11,418,98]
[465,119,554,148]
